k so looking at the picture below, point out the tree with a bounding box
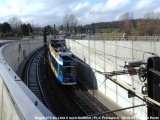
[32,23,42,36]
[46,25,52,34]
[21,23,28,36]
[63,14,70,33]
[63,14,78,34]
[0,22,13,37]
[27,23,33,35]
[119,12,134,35]
[69,14,78,34]
[144,12,156,35]
[1,22,12,33]
[0,23,2,32]
[0,23,3,37]
[154,12,160,35]
[136,19,146,35]
[8,16,22,36]
[136,12,160,36]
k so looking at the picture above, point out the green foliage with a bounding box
[0,22,12,37]
[22,23,29,36]
[0,23,2,32]
[46,25,52,35]
[96,27,120,33]
[0,22,12,33]
[27,23,33,33]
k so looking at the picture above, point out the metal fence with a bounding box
[68,36,160,41]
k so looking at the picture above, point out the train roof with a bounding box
[49,39,75,60]
[57,52,72,56]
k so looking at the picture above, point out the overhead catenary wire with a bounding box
[86,104,146,117]
[28,40,110,115]
[69,39,159,71]
[60,45,160,104]
[66,55,160,115]
[66,53,146,104]
[73,40,128,62]
[42,39,145,90]
[48,39,142,72]
[65,50,146,99]
[66,40,160,106]
[40,40,157,102]
[62,40,144,85]
[66,40,160,108]
[71,39,159,64]
[69,40,134,78]
[72,47,121,70]
[59,49,145,116]
[70,39,157,84]
[69,40,160,83]
[98,40,159,62]
[37,38,158,63]
[74,47,142,84]
[28,40,82,93]
[39,39,160,106]
[96,40,159,55]
[67,40,145,86]
[45,40,114,114]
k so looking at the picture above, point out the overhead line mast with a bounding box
[103,57,160,118]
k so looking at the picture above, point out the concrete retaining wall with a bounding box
[66,39,160,119]
[0,74,21,120]
[2,40,43,72]
[0,39,56,120]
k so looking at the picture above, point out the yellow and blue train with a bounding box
[48,40,77,85]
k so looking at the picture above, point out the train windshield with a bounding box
[64,66,75,74]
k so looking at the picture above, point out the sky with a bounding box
[0,0,160,27]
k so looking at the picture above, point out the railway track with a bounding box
[39,51,121,118]
[64,84,120,119]
[23,49,52,111]
[65,86,100,115]
[21,47,121,119]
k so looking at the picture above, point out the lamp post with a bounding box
[54,24,56,39]
[81,25,82,38]
[86,25,88,36]
[26,21,33,37]
[29,24,30,37]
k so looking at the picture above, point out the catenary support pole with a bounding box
[43,29,48,78]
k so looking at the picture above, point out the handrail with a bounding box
[0,40,57,120]
[69,35,160,41]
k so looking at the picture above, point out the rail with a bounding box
[64,85,117,119]
[26,49,51,110]
[65,38,160,119]
[0,39,56,120]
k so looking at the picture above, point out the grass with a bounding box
[94,33,159,41]
[97,27,121,33]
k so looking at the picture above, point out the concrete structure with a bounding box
[66,39,160,119]
[0,39,57,120]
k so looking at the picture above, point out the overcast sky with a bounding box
[0,0,160,26]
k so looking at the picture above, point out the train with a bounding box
[48,39,77,85]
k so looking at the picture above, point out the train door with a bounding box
[63,66,76,83]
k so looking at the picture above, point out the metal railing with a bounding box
[68,35,160,41]
[0,40,56,120]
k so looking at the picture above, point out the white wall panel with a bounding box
[67,39,160,119]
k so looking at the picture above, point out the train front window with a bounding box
[64,66,75,74]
